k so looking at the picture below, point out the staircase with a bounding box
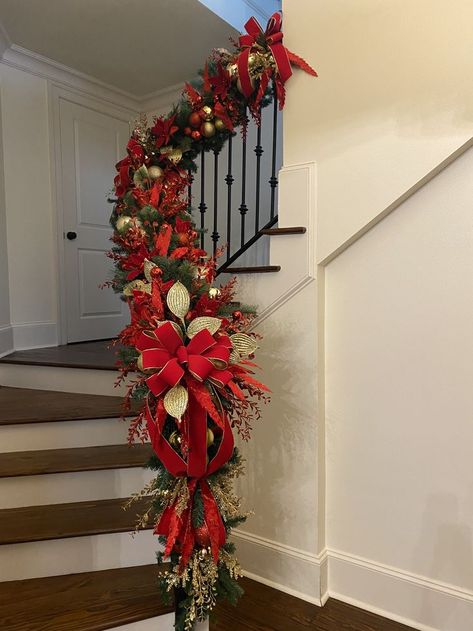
[0,376,175,630]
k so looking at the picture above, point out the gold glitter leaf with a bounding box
[133,165,149,188]
[164,384,189,419]
[230,333,258,358]
[123,280,152,296]
[160,145,183,164]
[229,349,240,364]
[166,281,190,319]
[143,258,159,282]
[186,317,222,339]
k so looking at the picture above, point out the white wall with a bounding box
[0,87,12,355]
[0,64,58,349]
[283,0,473,262]
[325,145,473,631]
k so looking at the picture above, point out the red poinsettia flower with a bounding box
[170,217,205,262]
[151,114,179,148]
[209,63,232,101]
[127,138,145,164]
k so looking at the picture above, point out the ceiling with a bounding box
[0,0,238,96]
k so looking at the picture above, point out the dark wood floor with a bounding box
[0,339,119,370]
[212,578,415,631]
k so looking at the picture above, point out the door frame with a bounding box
[48,83,137,344]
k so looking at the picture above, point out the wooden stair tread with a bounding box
[0,387,134,426]
[0,564,173,631]
[0,444,153,478]
[0,340,119,371]
[261,226,306,235]
[0,497,153,545]
[224,265,281,274]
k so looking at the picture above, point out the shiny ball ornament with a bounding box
[206,427,215,447]
[248,52,258,68]
[208,287,221,299]
[169,431,182,448]
[232,310,243,321]
[214,118,226,132]
[199,105,213,121]
[184,127,192,136]
[201,122,216,138]
[191,130,201,140]
[188,112,201,129]
[147,165,164,181]
[116,215,141,233]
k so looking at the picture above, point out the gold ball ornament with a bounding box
[214,118,226,132]
[208,287,221,299]
[147,165,164,181]
[206,427,215,447]
[136,353,144,372]
[200,105,213,121]
[116,215,142,233]
[247,52,258,68]
[169,431,182,448]
[201,122,216,138]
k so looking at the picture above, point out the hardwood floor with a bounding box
[0,386,133,425]
[0,565,173,631]
[0,339,119,370]
[212,577,415,631]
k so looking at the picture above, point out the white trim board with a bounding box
[0,324,13,357]
[327,548,473,631]
[10,321,57,350]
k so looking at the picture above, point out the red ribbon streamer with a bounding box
[237,12,292,98]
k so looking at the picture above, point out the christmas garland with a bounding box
[108,13,316,631]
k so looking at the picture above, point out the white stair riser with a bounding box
[0,364,130,395]
[2,417,129,452]
[109,614,175,630]
[0,467,154,508]
[0,529,162,581]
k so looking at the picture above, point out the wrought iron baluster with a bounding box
[239,112,248,247]
[254,117,263,232]
[225,135,234,260]
[269,85,279,220]
[211,149,220,257]
[187,169,193,214]
[198,149,206,250]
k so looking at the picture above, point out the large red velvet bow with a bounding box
[136,322,233,396]
[237,12,292,98]
[156,478,226,569]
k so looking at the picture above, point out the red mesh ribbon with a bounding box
[156,478,226,569]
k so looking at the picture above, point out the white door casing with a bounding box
[56,94,132,342]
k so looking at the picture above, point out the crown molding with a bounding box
[1,44,141,112]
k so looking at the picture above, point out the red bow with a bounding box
[237,12,292,99]
[137,322,233,397]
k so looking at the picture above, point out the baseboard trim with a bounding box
[0,324,13,358]
[11,320,58,350]
[328,548,473,631]
[232,528,326,606]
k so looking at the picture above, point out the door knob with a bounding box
[66,231,77,240]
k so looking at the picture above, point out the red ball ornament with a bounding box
[194,523,211,547]
[233,310,243,320]
[191,130,201,140]
[184,127,192,136]
[188,112,201,129]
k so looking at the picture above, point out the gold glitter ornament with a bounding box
[164,384,189,419]
[166,281,190,320]
[226,62,238,79]
[201,105,213,121]
[206,427,214,447]
[186,316,221,339]
[201,122,216,138]
[147,165,164,180]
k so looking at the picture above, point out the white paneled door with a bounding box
[59,99,130,342]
